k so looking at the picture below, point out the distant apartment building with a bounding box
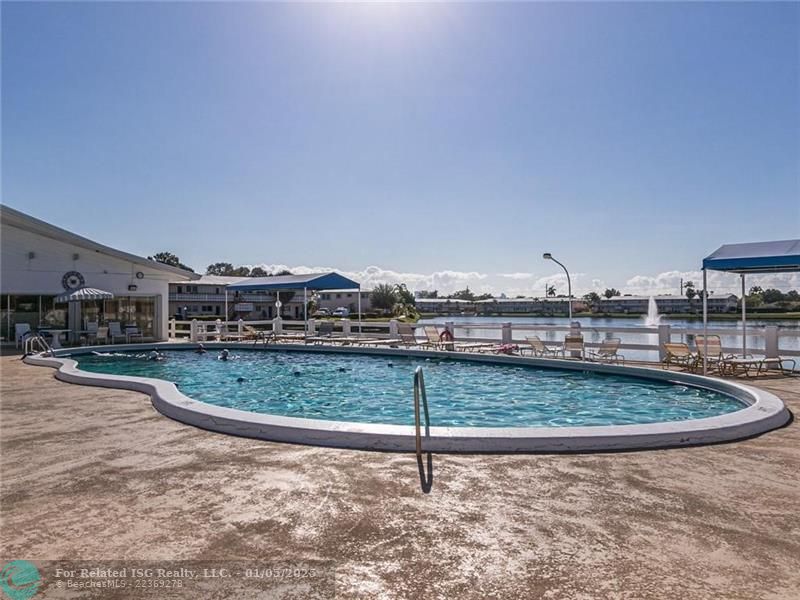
[169,276,306,320]
[316,290,372,313]
[598,294,738,314]
[416,297,588,316]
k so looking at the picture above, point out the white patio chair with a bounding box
[108,322,128,344]
[15,323,31,348]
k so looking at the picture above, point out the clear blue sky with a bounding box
[3,2,798,293]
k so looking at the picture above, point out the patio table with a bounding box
[38,328,70,349]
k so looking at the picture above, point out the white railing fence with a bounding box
[167,318,800,362]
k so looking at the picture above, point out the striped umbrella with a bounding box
[54,287,115,303]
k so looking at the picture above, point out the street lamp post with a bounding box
[543,253,572,321]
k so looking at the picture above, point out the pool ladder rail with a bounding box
[22,334,54,357]
[413,366,431,459]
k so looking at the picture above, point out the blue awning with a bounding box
[702,239,800,274]
[226,272,360,292]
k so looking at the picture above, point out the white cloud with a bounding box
[624,270,800,296]
[249,263,489,294]
[246,263,799,297]
[499,272,534,280]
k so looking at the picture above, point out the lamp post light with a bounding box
[543,253,572,321]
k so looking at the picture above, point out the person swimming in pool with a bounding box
[147,350,166,362]
[195,343,207,354]
[218,349,230,361]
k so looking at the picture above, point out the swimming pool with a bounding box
[28,343,789,452]
[76,349,745,427]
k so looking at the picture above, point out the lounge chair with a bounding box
[307,321,337,344]
[452,341,500,352]
[522,336,560,358]
[108,322,128,344]
[423,324,495,352]
[758,356,798,376]
[662,342,698,371]
[423,326,444,349]
[273,331,307,343]
[694,335,737,374]
[354,336,403,347]
[396,323,432,348]
[586,338,624,364]
[349,324,404,347]
[562,335,585,360]
[243,325,274,344]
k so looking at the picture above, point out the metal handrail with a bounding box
[23,334,53,356]
[413,366,430,460]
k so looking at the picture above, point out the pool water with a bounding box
[75,349,747,428]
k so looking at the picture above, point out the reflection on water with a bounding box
[419,316,800,363]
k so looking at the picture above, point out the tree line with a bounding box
[148,251,291,277]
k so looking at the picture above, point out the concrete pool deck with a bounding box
[1,353,799,598]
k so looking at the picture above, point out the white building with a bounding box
[416,297,587,315]
[1,205,198,344]
[316,290,372,314]
[169,275,306,320]
[599,294,738,314]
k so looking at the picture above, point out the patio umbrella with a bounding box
[54,287,114,303]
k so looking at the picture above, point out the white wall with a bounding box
[1,222,175,339]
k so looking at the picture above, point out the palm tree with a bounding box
[546,285,556,297]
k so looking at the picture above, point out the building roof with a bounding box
[703,239,800,274]
[226,272,360,292]
[175,274,248,285]
[1,204,199,280]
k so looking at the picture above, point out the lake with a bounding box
[418,315,800,363]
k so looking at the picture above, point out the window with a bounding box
[103,297,157,338]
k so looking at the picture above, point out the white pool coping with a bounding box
[24,342,791,453]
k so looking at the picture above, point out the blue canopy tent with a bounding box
[701,239,800,373]
[226,272,363,335]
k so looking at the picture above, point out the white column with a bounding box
[224,289,229,324]
[501,322,512,344]
[765,326,779,359]
[389,319,399,337]
[357,286,362,335]
[741,274,747,357]
[702,268,708,375]
[303,287,308,336]
[658,324,670,361]
[190,319,198,343]
[342,319,351,336]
